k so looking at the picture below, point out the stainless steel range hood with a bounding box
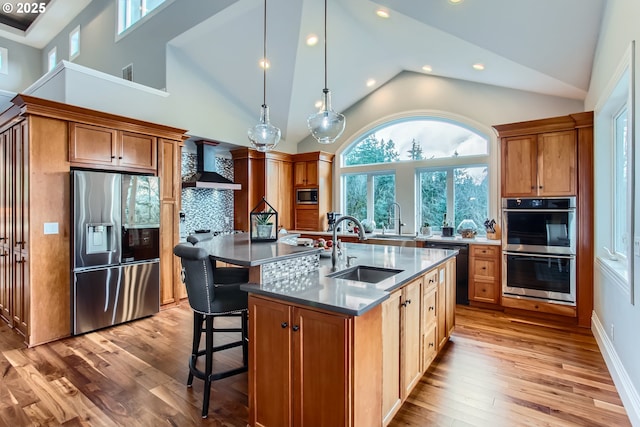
[182,140,241,190]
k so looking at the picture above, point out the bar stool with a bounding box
[173,244,249,418]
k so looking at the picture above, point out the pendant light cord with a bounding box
[262,0,267,107]
[323,0,328,91]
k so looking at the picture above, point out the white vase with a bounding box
[420,226,432,236]
[256,224,273,238]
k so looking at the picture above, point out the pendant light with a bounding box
[307,0,345,144]
[248,0,281,152]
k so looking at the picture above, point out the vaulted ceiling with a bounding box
[0,0,605,145]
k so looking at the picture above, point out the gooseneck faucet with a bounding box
[332,215,367,269]
[387,202,405,235]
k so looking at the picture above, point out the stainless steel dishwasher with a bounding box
[424,241,469,305]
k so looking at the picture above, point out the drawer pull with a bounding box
[281,322,288,329]
[428,306,434,311]
[292,325,300,332]
[429,342,434,348]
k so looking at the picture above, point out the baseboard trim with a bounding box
[592,311,640,426]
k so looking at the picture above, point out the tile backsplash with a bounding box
[181,152,235,233]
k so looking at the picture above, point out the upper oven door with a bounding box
[502,207,576,255]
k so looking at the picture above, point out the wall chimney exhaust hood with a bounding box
[182,140,241,190]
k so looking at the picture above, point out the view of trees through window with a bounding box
[342,118,490,234]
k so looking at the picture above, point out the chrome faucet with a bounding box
[387,202,405,235]
[332,215,367,269]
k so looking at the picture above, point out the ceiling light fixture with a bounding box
[248,0,281,152]
[472,63,485,71]
[366,78,376,87]
[307,0,346,145]
[376,8,390,19]
[306,34,319,46]
[422,65,433,72]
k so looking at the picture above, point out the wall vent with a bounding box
[122,63,133,81]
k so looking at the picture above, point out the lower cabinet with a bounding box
[468,244,501,307]
[248,295,382,427]
[421,270,438,369]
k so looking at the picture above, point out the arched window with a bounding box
[339,117,492,234]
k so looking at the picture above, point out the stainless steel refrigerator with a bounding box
[72,170,160,335]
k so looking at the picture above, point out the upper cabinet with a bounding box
[294,160,318,187]
[292,152,333,231]
[500,131,576,197]
[495,115,586,198]
[69,123,157,173]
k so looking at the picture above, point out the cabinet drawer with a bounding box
[423,287,437,327]
[423,269,438,291]
[470,245,499,258]
[422,324,437,370]
[470,279,499,303]
[471,258,498,280]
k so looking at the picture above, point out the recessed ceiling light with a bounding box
[472,63,485,71]
[314,100,323,109]
[376,8,390,19]
[448,0,464,4]
[422,65,433,73]
[260,59,270,69]
[306,34,318,46]
[366,78,376,87]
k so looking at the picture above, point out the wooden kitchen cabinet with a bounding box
[69,122,158,173]
[494,112,594,327]
[292,152,333,231]
[0,95,187,345]
[469,244,501,307]
[249,294,381,427]
[382,275,423,425]
[437,258,456,350]
[232,148,294,231]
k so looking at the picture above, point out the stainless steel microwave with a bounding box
[296,188,318,204]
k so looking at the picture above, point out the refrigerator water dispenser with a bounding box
[86,223,114,254]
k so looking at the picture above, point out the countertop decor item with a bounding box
[247,0,281,152]
[307,0,346,144]
[250,197,278,242]
[457,219,478,239]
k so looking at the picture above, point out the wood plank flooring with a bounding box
[0,305,631,426]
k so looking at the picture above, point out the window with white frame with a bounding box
[0,47,7,75]
[340,117,491,233]
[614,106,629,258]
[47,47,57,72]
[69,26,80,60]
[117,0,168,35]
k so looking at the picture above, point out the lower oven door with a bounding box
[503,252,576,305]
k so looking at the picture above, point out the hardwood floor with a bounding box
[0,305,630,426]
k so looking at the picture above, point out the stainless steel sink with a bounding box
[327,265,404,283]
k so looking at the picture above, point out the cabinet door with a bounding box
[13,121,28,253]
[501,135,537,197]
[537,131,576,196]
[293,307,348,427]
[295,208,320,231]
[0,246,11,324]
[266,159,293,230]
[249,296,293,427]
[401,278,422,398]
[421,284,437,370]
[445,259,456,337]
[69,123,118,167]
[437,278,447,350]
[294,161,318,187]
[382,290,402,424]
[13,250,28,337]
[119,131,157,171]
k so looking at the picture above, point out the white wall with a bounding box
[0,36,41,92]
[585,1,640,425]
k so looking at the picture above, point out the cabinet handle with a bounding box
[406,299,412,305]
[539,185,543,189]
[292,325,300,332]
[15,259,24,264]
[429,279,435,283]
[119,156,123,159]
[281,322,288,329]
[482,266,487,270]
[429,342,434,348]
[111,156,116,159]
[428,305,434,311]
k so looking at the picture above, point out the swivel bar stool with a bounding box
[173,244,249,418]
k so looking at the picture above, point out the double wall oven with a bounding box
[502,197,576,305]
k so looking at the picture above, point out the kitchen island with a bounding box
[196,234,457,427]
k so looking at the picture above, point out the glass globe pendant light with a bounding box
[307,0,345,144]
[248,0,281,152]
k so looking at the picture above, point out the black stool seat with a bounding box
[173,244,249,418]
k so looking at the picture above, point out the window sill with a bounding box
[596,255,629,285]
